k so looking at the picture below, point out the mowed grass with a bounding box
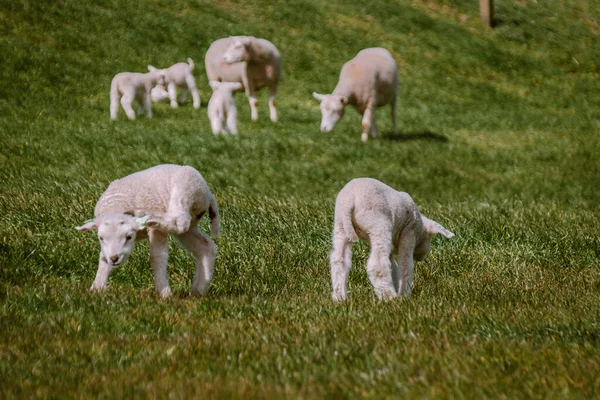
[1,0,600,397]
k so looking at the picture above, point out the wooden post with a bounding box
[480,0,494,27]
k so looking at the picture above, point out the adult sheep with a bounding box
[313,47,399,142]
[205,36,282,122]
[77,164,219,298]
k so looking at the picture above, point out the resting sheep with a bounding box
[313,47,399,142]
[77,164,219,298]
[208,81,243,135]
[110,69,166,120]
[330,178,454,301]
[205,36,281,122]
[148,58,201,109]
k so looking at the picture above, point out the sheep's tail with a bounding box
[187,58,195,71]
[208,195,220,237]
[340,203,358,243]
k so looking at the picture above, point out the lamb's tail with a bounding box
[340,203,358,243]
[187,58,195,71]
[208,195,220,237]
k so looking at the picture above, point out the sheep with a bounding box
[208,81,243,135]
[110,69,166,120]
[312,47,399,142]
[76,164,220,298]
[205,36,282,122]
[148,58,201,109]
[330,178,454,301]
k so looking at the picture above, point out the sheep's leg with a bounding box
[120,92,136,120]
[268,85,278,122]
[248,96,258,121]
[177,228,217,296]
[396,232,416,297]
[361,101,376,142]
[371,115,379,139]
[243,72,258,120]
[390,256,400,294]
[330,232,352,301]
[143,92,153,118]
[165,187,193,234]
[110,94,120,120]
[168,82,178,108]
[366,238,396,300]
[90,253,113,291]
[148,229,172,298]
[226,107,238,134]
[186,75,201,109]
[210,116,223,135]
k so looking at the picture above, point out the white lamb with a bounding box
[205,36,282,122]
[330,178,454,301]
[313,47,399,142]
[148,58,201,109]
[110,69,166,120]
[208,81,243,135]
[76,164,220,298]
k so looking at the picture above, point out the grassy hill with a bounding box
[1,0,600,397]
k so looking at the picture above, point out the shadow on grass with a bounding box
[382,130,449,142]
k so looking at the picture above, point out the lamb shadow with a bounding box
[382,130,449,143]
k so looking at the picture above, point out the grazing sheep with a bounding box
[313,48,399,142]
[76,164,219,298]
[110,69,166,120]
[205,36,282,122]
[330,178,454,301]
[208,81,243,135]
[148,58,201,109]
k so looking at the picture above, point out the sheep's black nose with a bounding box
[110,255,119,263]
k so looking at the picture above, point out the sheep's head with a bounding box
[151,84,170,103]
[312,92,348,133]
[147,65,166,86]
[223,37,252,64]
[414,216,454,261]
[76,214,160,267]
[209,80,243,93]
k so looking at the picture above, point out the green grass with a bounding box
[1,0,600,397]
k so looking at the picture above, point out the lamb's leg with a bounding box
[143,92,153,118]
[168,82,178,108]
[90,253,113,291]
[165,187,192,234]
[396,232,416,297]
[330,231,352,301]
[248,96,258,121]
[226,107,238,134]
[210,115,223,135]
[361,101,376,142]
[177,227,217,296]
[120,91,136,120]
[110,93,120,120]
[366,237,396,300]
[148,229,172,298]
[390,256,400,294]
[268,86,278,122]
[185,74,201,109]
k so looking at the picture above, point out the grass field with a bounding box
[2,0,600,397]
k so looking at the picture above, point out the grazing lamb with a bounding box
[330,178,454,301]
[205,36,282,122]
[110,69,166,120]
[208,81,243,135]
[76,164,220,298]
[148,58,201,109]
[313,47,399,142]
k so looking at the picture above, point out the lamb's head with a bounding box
[151,84,170,103]
[312,92,348,133]
[209,80,243,93]
[223,37,252,64]
[76,214,160,267]
[414,216,455,261]
[147,65,166,86]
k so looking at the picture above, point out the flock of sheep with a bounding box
[89,36,455,301]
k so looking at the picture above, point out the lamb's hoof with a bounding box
[191,286,209,297]
[332,292,347,302]
[158,287,173,299]
[361,133,368,142]
[89,285,107,293]
[379,290,396,301]
[170,102,179,109]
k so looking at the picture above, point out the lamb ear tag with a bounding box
[135,216,150,230]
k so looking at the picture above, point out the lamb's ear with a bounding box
[340,96,349,105]
[422,216,455,239]
[76,219,98,232]
[230,82,243,91]
[312,92,325,102]
[209,80,221,90]
[134,216,162,231]
[148,65,157,72]
[241,37,252,46]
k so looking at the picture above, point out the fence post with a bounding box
[480,0,494,27]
